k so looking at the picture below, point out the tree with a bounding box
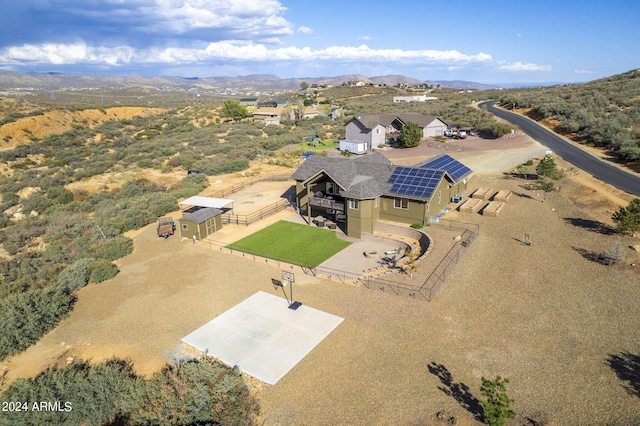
[612,198,640,236]
[536,154,562,179]
[220,99,249,121]
[479,376,516,426]
[399,121,422,148]
[300,81,309,90]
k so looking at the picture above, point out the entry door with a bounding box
[205,219,217,236]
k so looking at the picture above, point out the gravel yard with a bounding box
[4,135,640,425]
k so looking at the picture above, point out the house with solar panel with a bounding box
[291,153,472,238]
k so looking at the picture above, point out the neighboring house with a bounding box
[393,95,438,103]
[252,107,287,125]
[239,97,258,107]
[178,207,223,241]
[291,153,471,238]
[345,113,448,150]
[302,105,323,119]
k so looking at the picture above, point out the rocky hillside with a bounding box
[0,105,165,148]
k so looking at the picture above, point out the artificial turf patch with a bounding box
[226,221,351,268]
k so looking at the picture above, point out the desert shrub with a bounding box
[92,235,133,261]
[0,288,76,361]
[45,186,75,205]
[134,359,259,425]
[147,194,179,217]
[1,218,46,255]
[169,173,209,199]
[598,238,624,265]
[56,257,95,293]
[20,192,53,214]
[119,179,166,197]
[0,358,144,426]
[410,223,424,229]
[89,259,119,283]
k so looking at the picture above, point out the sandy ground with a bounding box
[3,134,640,425]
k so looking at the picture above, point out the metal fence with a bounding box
[208,173,292,199]
[222,199,292,226]
[204,218,479,302]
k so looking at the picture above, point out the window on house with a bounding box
[181,224,188,231]
[349,199,359,210]
[327,182,337,195]
[394,197,408,209]
[426,203,430,212]
[438,191,442,204]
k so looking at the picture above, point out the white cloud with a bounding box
[297,26,313,34]
[358,36,372,41]
[497,61,551,72]
[574,69,593,74]
[0,42,493,68]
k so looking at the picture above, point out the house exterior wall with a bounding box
[345,120,372,145]
[379,196,427,226]
[423,118,447,137]
[345,198,378,239]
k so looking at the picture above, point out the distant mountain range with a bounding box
[0,71,506,93]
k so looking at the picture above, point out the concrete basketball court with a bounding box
[181,291,343,385]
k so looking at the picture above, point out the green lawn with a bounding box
[291,139,339,151]
[226,221,351,267]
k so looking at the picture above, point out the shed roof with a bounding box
[179,196,233,209]
[179,207,223,224]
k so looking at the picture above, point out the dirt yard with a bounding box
[3,135,640,425]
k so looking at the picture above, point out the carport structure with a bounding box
[179,196,234,214]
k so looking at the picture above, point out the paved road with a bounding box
[479,100,640,197]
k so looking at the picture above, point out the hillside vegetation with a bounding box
[498,68,640,163]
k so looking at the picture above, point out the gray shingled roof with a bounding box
[179,207,223,224]
[291,153,393,200]
[348,113,444,130]
[293,151,473,202]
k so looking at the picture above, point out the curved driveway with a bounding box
[479,100,640,196]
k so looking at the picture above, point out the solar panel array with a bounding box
[420,155,471,181]
[387,166,444,199]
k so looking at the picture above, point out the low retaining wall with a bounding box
[493,189,513,202]
[459,197,485,213]
[373,222,432,260]
[482,201,505,217]
[472,187,494,200]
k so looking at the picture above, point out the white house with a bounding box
[345,113,449,150]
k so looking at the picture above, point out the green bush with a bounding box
[89,259,119,283]
[410,223,424,229]
[0,358,144,426]
[56,258,95,293]
[134,359,259,425]
[92,236,134,261]
[0,288,76,361]
[0,357,259,426]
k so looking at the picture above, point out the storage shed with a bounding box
[178,207,223,241]
[339,139,368,154]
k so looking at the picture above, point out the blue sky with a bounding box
[1,0,638,84]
